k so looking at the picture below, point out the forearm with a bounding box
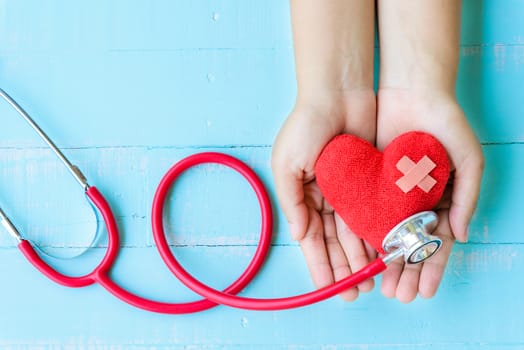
[290,0,375,101]
[377,0,461,94]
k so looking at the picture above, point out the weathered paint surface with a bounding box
[0,1,523,349]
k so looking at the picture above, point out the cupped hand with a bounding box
[272,90,377,301]
[376,88,484,303]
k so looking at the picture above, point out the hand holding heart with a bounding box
[374,90,484,301]
[276,0,484,303]
[272,91,378,302]
[272,91,484,303]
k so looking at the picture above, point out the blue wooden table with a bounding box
[0,1,523,349]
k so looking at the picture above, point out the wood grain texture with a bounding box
[0,0,523,349]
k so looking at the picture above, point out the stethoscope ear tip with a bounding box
[382,211,442,265]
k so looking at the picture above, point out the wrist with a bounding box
[378,26,459,94]
[295,88,376,110]
[294,89,376,123]
[379,45,459,96]
[379,61,458,97]
[377,88,460,120]
[292,89,377,143]
[378,87,458,107]
[295,61,374,100]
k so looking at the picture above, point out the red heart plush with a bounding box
[315,131,449,253]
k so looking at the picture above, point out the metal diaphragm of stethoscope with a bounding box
[0,88,443,314]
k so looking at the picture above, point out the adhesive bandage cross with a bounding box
[395,155,437,193]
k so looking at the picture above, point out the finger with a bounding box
[272,165,309,241]
[364,241,378,261]
[380,258,403,299]
[394,210,454,302]
[335,213,375,293]
[435,183,452,210]
[395,261,422,304]
[323,213,358,301]
[418,210,455,299]
[448,144,484,242]
[299,207,334,289]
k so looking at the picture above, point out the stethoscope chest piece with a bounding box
[382,211,441,264]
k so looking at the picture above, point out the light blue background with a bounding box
[0,1,523,349]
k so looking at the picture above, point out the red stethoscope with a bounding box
[0,88,442,314]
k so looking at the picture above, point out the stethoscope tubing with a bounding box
[16,152,387,313]
[3,87,387,313]
[17,180,274,314]
[18,186,118,288]
[151,152,388,311]
[97,152,278,313]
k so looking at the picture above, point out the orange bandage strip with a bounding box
[395,155,437,193]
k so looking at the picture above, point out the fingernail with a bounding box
[459,222,470,243]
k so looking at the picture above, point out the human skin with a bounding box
[272,0,377,301]
[376,0,484,302]
[272,0,484,302]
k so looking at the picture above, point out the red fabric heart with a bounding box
[315,131,449,253]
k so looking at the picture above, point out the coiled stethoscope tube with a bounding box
[0,88,441,313]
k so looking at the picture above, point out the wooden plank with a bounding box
[0,244,522,348]
[469,144,524,244]
[457,44,524,143]
[0,0,521,52]
[462,0,524,46]
[0,144,521,250]
[0,0,292,52]
[0,49,295,148]
[0,146,275,251]
[0,45,522,148]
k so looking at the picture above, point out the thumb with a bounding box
[448,146,484,242]
[272,164,309,241]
